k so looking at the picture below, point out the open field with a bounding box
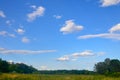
[0,74,120,80]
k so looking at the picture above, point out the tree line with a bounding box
[38,70,94,75]
[0,58,37,73]
[0,58,120,75]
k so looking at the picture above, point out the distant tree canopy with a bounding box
[94,58,120,74]
[0,59,95,75]
[38,70,94,75]
[1,58,120,75]
[0,58,37,73]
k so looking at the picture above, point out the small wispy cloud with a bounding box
[22,37,30,43]
[0,47,57,54]
[100,0,120,7]
[0,31,16,38]
[57,55,70,61]
[78,23,120,40]
[53,15,62,19]
[6,20,15,26]
[57,50,103,61]
[8,60,14,64]
[72,50,95,57]
[16,28,25,35]
[0,31,7,36]
[60,20,84,34]
[30,5,37,9]
[27,6,45,22]
[8,33,15,38]
[109,23,120,33]
[6,20,11,26]
[0,10,6,18]
[0,47,6,51]
[40,66,48,70]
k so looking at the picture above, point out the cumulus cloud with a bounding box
[16,28,25,34]
[0,47,57,54]
[60,20,83,34]
[22,37,30,43]
[0,11,6,18]
[0,31,16,38]
[100,0,120,7]
[27,6,45,22]
[109,23,120,33]
[53,15,62,19]
[57,50,102,61]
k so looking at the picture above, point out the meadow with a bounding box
[0,73,120,80]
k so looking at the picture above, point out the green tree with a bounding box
[109,59,120,72]
[94,58,120,74]
[94,62,108,74]
[0,59,9,73]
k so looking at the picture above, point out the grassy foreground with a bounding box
[0,73,120,80]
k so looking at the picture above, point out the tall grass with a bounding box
[0,73,120,80]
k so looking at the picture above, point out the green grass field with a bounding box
[0,74,120,80]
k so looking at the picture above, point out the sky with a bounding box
[0,0,120,70]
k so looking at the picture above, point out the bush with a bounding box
[105,72,120,77]
[0,72,2,75]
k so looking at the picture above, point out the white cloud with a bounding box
[57,55,70,61]
[0,47,57,54]
[0,31,7,36]
[0,11,6,18]
[78,33,120,40]
[6,20,11,26]
[8,34,16,38]
[0,47,6,51]
[53,15,62,19]
[109,23,120,33]
[72,50,94,57]
[6,20,15,26]
[8,60,14,64]
[40,66,48,70]
[22,37,30,43]
[0,31,16,38]
[78,23,120,40]
[16,28,25,34]
[100,0,120,7]
[30,5,37,9]
[60,20,83,34]
[27,6,45,22]
[57,50,102,61]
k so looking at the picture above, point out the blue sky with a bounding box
[0,0,120,70]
